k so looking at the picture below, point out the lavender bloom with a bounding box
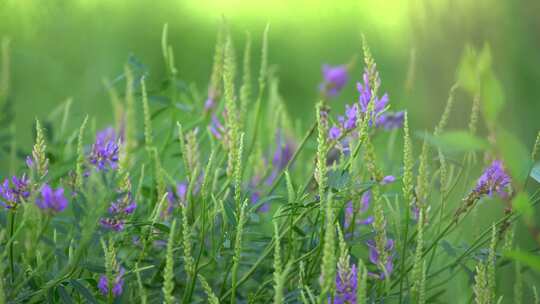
[0,175,31,209]
[100,218,125,231]
[344,190,374,229]
[329,125,342,140]
[320,64,349,97]
[35,184,68,213]
[332,263,358,304]
[101,191,136,231]
[366,239,395,279]
[377,111,405,130]
[357,71,389,116]
[250,190,269,213]
[209,114,226,140]
[89,127,120,171]
[381,175,396,185]
[265,131,295,186]
[474,160,511,198]
[164,182,188,216]
[204,97,215,111]
[98,268,125,297]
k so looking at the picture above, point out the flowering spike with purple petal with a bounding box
[474,160,511,198]
[331,263,358,304]
[100,183,136,231]
[0,175,30,210]
[320,64,349,97]
[35,184,68,213]
[366,238,395,279]
[344,190,374,229]
[98,268,125,297]
[265,130,295,186]
[89,127,121,171]
[164,182,188,217]
[377,111,405,130]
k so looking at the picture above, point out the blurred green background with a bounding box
[1,0,539,301]
[2,0,539,149]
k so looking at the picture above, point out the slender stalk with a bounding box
[8,211,15,283]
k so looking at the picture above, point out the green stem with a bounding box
[8,211,16,283]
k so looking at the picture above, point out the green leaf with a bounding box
[530,162,540,183]
[69,279,98,304]
[513,192,534,224]
[505,250,540,272]
[57,285,74,304]
[424,130,489,153]
[477,43,492,76]
[481,71,505,126]
[496,128,532,185]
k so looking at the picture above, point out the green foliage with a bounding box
[0,22,538,304]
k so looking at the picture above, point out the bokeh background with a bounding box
[1,0,540,301]
[2,0,540,147]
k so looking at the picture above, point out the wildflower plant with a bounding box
[0,24,539,304]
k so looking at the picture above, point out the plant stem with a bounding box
[8,211,16,283]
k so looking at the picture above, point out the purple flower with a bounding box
[329,125,342,140]
[377,111,404,130]
[381,175,396,185]
[320,64,349,97]
[250,190,269,213]
[474,160,511,198]
[209,114,226,140]
[357,71,389,116]
[332,263,358,304]
[98,268,125,297]
[344,191,374,229]
[100,218,125,231]
[0,175,30,209]
[35,184,68,213]
[265,130,295,186]
[164,182,188,217]
[101,190,136,231]
[89,127,120,171]
[366,238,395,279]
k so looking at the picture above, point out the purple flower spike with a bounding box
[332,263,358,304]
[101,188,136,231]
[474,160,511,198]
[320,64,349,97]
[209,114,226,140]
[89,127,120,171]
[366,238,395,279]
[98,268,125,297]
[35,184,68,213]
[344,190,373,229]
[329,125,342,140]
[0,175,31,210]
[357,70,389,119]
[377,111,405,130]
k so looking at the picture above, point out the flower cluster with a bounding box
[367,238,395,279]
[165,182,188,216]
[328,70,404,141]
[89,127,120,171]
[0,175,30,210]
[100,186,136,231]
[98,267,125,297]
[320,64,349,97]
[35,184,68,213]
[474,160,511,198]
[344,191,373,229]
[333,262,358,304]
[266,131,295,185]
